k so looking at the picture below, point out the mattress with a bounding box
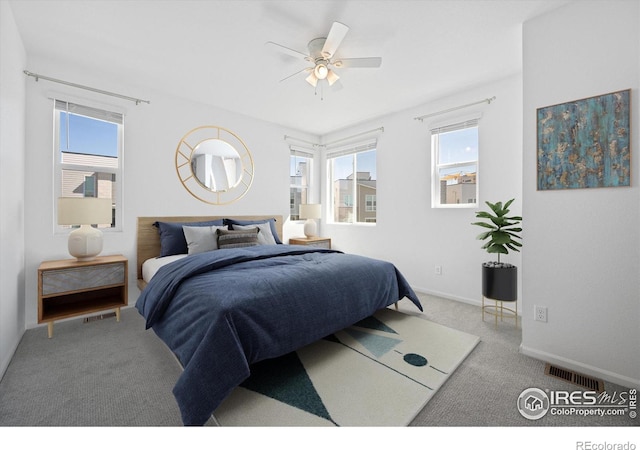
[141,254,187,282]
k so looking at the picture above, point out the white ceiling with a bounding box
[9,0,571,135]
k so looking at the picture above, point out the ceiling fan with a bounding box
[266,21,382,90]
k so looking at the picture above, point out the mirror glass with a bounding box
[191,139,242,192]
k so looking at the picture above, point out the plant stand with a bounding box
[482,296,518,328]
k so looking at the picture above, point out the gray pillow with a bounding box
[232,223,277,245]
[216,228,260,249]
[182,225,228,254]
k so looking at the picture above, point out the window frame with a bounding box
[430,115,480,209]
[53,99,124,233]
[326,139,377,225]
[289,147,314,221]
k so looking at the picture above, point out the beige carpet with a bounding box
[214,307,480,426]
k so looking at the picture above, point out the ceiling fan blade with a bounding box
[279,67,312,83]
[321,22,349,58]
[333,57,382,69]
[265,41,309,60]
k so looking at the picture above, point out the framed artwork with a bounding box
[537,89,631,190]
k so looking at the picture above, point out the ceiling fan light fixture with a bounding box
[326,69,340,86]
[305,72,318,87]
[314,63,328,80]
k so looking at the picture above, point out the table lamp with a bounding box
[57,197,112,261]
[299,203,321,238]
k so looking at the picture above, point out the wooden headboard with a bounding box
[136,215,283,289]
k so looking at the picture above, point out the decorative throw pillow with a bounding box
[154,219,224,256]
[216,228,260,249]
[232,223,277,246]
[182,225,228,254]
[224,218,283,244]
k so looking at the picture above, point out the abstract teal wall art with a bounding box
[537,89,631,190]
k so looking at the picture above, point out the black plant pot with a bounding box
[482,263,517,301]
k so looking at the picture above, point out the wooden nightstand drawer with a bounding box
[41,262,125,296]
[37,255,128,338]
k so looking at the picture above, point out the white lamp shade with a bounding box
[305,72,318,87]
[300,204,321,238]
[58,197,112,226]
[299,203,321,220]
[314,64,328,79]
[326,69,340,86]
[58,198,112,261]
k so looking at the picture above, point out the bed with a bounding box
[135,215,423,425]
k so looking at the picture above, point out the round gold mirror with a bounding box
[175,126,254,204]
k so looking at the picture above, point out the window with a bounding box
[54,100,123,230]
[365,194,377,212]
[290,148,313,220]
[431,117,479,208]
[327,140,377,224]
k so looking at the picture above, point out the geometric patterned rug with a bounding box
[213,308,480,426]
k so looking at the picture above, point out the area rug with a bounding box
[213,308,480,426]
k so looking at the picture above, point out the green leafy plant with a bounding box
[472,199,522,264]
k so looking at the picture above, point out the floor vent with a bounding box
[545,363,604,392]
[83,312,117,323]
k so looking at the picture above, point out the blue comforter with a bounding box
[136,245,422,425]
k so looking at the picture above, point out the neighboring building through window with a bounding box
[54,100,123,230]
[327,141,377,224]
[431,117,479,207]
[290,149,313,220]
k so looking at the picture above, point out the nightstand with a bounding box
[38,255,128,338]
[289,237,331,249]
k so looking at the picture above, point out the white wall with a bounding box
[0,1,27,375]
[522,1,640,388]
[22,54,317,328]
[321,75,523,308]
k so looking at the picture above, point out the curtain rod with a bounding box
[285,126,384,150]
[414,96,495,122]
[283,135,321,148]
[23,70,151,105]
[323,127,384,149]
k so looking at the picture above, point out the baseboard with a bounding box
[412,286,481,307]
[412,286,523,317]
[0,328,24,382]
[519,344,640,390]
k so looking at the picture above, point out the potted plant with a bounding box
[471,199,522,301]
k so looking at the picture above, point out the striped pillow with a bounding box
[216,227,260,249]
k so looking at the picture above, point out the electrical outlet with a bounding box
[435,265,442,275]
[535,305,547,322]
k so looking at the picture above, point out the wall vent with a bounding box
[544,363,604,392]
[83,312,117,323]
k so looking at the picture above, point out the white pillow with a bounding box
[182,225,228,254]
[232,223,277,245]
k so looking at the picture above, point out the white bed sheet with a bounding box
[142,254,187,282]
